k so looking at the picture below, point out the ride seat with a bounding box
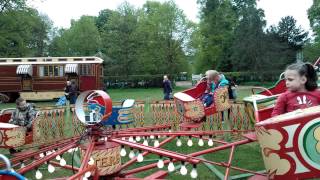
[122,99,135,108]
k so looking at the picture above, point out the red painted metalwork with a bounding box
[18,141,78,174]
[69,165,99,180]
[224,145,235,180]
[119,136,176,171]
[111,138,200,164]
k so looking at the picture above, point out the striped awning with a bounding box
[65,64,78,74]
[16,65,32,76]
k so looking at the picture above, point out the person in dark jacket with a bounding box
[64,81,71,102]
[69,80,79,104]
[163,75,172,100]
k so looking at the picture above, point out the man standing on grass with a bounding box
[163,75,172,100]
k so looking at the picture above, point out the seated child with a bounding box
[272,63,320,117]
[9,97,38,132]
[201,70,229,107]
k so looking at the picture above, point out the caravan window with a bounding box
[39,65,64,77]
[80,64,93,75]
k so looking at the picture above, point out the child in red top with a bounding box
[272,63,320,117]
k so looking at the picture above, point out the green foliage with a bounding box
[308,0,320,39]
[49,16,101,56]
[195,0,237,73]
[0,0,26,13]
[230,1,266,71]
[0,7,52,57]
[304,42,320,62]
[195,0,311,74]
[224,71,282,84]
[100,2,139,76]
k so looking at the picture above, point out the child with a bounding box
[271,63,320,117]
[200,70,215,107]
[201,70,229,107]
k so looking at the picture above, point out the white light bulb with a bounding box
[39,153,44,158]
[20,162,25,168]
[137,153,144,162]
[154,140,160,147]
[187,139,193,147]
[143,139,149,146]
[176,139,182,147]
[56,155,61,161]
[48,164,55,173]
[150,135,155,139]
[168,162,175,172]
[169,129,172,133]
[104,137,108,141]
[120,148,127,157]
[60,158,66,166]
[85,171,91,178]
[68,148,74,153]
[88,157,94,165]
[198,139,204,146]
[82,177,88,180]
[190,167,198,179]
[157,159,164,169]
[208,138,214,146]
[129,150,135,159]
[180,165,188,175]
[129,136,134,142]
[35,169,43,179]
[136,136,141,141]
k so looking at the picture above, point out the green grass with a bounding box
[0,86,263,179]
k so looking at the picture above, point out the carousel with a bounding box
[1,61,320,179]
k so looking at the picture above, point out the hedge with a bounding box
[104,71,283,88]
[223,71,283,84]
[104,74,177,88]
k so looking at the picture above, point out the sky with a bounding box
[28,0,313,32]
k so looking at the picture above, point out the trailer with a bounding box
[0,57,104,102]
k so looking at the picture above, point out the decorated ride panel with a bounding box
[255,106,320,179]
[213,87,231,112]
[102,99,135,126]
[174,92,205,120]
[174,87,231,121]
[0,123,26,148]
[76,90,112,126]
[81,142,121,176]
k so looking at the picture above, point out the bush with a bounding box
[104,74,177,88]
[223,71,283,84]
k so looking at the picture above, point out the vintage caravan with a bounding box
[0,57,104,102]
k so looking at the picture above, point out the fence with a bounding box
[18,100,254,150]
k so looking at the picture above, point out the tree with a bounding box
[306,0,320,61]
[136,1,192,75]
[100,2,139,76]
[0,8,52,57]
[0,0,26,13]
[308,0,320,39]
[230,0,267,71]
[49,16,101,56]
[95,9,117,33]
[195,0,237,73]
[264,16,309,67]
[275,16,308,50]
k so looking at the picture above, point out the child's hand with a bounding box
[200,77,207,82]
